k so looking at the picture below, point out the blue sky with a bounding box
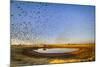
[11,1,95,44]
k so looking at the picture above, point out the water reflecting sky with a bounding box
[34,48,79,53]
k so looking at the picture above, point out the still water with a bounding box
[34,48,79,53]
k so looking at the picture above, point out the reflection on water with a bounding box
[33,48,79,53]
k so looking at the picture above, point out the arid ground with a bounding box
[11,43,95,67]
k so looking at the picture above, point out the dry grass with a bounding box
[11,43,95,67]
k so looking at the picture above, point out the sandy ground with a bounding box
[11,44,95,67]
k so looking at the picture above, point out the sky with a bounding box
[11,1,95,45]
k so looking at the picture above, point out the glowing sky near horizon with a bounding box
[11,1,95,44]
